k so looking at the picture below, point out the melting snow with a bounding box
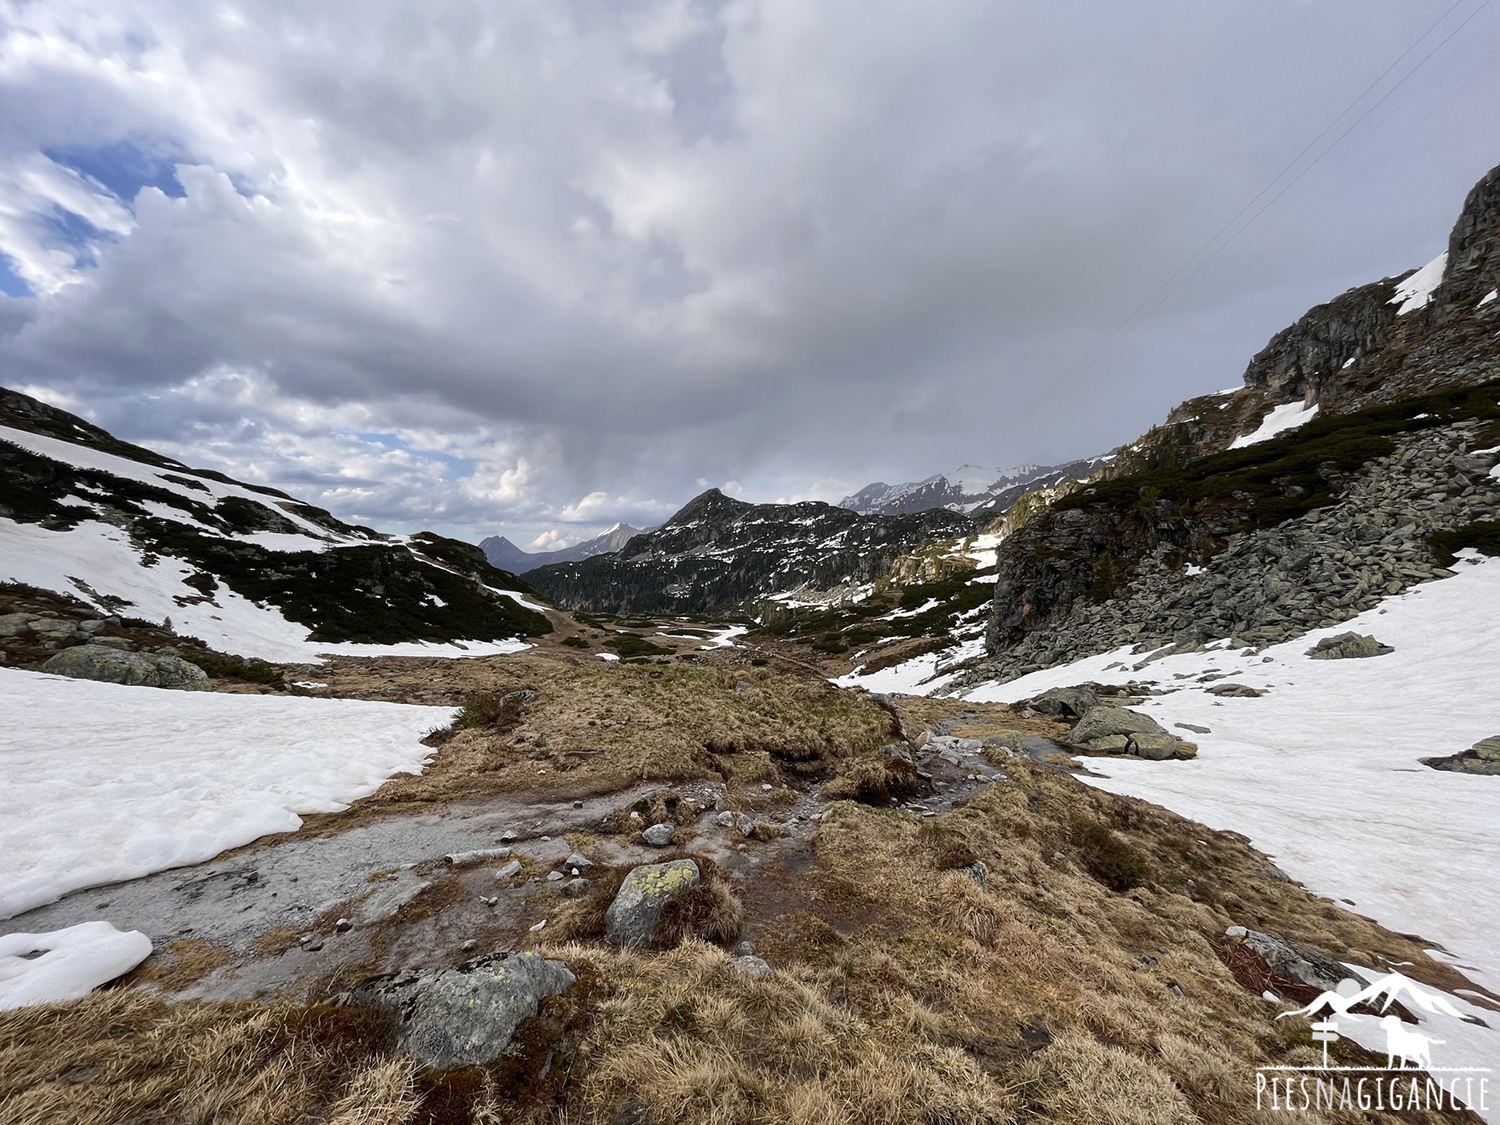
[1390,251,1448,315]
[0,670,452,919]
[0,921,153,1010]
[1230,402,1319,449]
[1480,290,1497,307]
[961,552,1500,998]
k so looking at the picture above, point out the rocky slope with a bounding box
[960,160,1500,685]
[527,488,974,615]
[840,457,1111,518]
[480,522,649,574]
[0,386,551,654]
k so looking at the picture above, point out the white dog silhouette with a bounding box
[1380,1015,1443,1069]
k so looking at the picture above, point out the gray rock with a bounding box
[604,859,700,948]
[562,878,592,898]
[89,636,134,650]
[0,612,40,637]
[40,644,210,690]
[1129,733,1180,761]
[732,940,755,956]
[981,732,1024,757]
[641,822,676,847]
[735,813,754,836]
[29,618,80,640]
[1471,736,1500,762]
[1240,929,1365,994]
[562,851,594,871]
[715,810,736,829]
[729,954,772,977]
[495,859,524,880]
[1025,685,1101,718]
[881,743,914,766]
[346,952,575,1068]
[1069,705,1167,746]
[1088,734,1132,754]
[1306,632,1393,659]
[956,860,988,890]
[445,847,511,867]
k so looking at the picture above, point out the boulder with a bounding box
[1089,734,1132,754]
[729,954,772,977]
[1306,632,1393,660]
[40,644,210,690]
[1472,736,1500,762]
[1129,733,1180,761]
[1069,705,1167,748]
[641,822,676,847]
[562,851,594,871]
[604,859,700,948]
[345,952,575,1068]
[0,612,40,638]
[1024,685,1101,718]
[1231,928,1364,994]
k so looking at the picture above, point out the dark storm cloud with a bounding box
[1,0,1498,545]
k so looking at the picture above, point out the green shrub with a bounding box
[1429,520,1500,567]
[561,635,591,648]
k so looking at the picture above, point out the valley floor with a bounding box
[1,613,1497,1123]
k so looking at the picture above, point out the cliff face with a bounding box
[527,489,974,615]
[984,160,1500,662]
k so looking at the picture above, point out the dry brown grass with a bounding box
[121,937,231,991]
[0,990,410,1125]
[299,656,896,828]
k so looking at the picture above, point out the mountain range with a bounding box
[479,522,649,574]
[839,457,1113,519]
[0,387,551,657]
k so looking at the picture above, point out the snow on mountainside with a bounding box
[0,387,551,661]
[480,521,650,574]
[527,488,974,615]
[839,457,1112,518]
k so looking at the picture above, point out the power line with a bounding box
[1005,0,1491,430]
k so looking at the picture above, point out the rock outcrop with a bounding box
[603,859,700,948]
[40,644,210,690]
[345,952,576,1068]
[529,489,973,615]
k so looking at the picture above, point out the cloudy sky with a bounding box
[2,0,1498,550]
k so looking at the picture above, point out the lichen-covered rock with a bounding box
[729,954,772,977]
[604,859,700,948]
[1129,733,1180,761]
[1306,632,1393,660]
[346,951,575,1068]
[40,644,210,690]
[1069,705,1166,747]
[1024,685,1101,718]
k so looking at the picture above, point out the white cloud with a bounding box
[0,0,1494,544]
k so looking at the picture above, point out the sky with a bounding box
[1,0,1499,551]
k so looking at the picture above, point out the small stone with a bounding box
[461,939,477,952]
[716,810,736,828]
[563,878,591,897]
[642,822,676,847]
[545,871,564,882]
[334,917,352,933]
[729,954,772,977]
[529,919,547,932]
[495,859,524,880]
[733,940,755,957]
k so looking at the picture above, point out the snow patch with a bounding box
[0,670,453,919]
[0,921,153,1010]
[1481,289,1497,307]
[1390,251,1448,315]
[1229,402,1319,449]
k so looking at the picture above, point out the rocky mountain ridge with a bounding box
[0,387,551,653]
[526,487,974,615]
[959,159,1500,687]
[480,522,650,574]
[839,457,1112,519]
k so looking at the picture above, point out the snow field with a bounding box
[962,553,1500,997]
[0,670,455,919]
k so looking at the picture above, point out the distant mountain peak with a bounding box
[839,458,1109,519]
[480,520,650,574]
